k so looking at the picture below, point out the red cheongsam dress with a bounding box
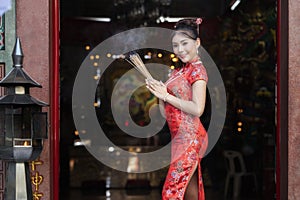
[162,58,208,200]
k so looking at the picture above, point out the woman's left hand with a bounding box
[145,78,168,101]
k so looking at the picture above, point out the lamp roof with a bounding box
[0,94,48,106]
[0,37,42,88]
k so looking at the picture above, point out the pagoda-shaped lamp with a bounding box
[0,38,48,200]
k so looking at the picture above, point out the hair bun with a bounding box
[173,18,202,40]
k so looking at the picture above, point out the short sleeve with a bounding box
[187,64,208,85]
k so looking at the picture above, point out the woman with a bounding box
[146,18,208,200]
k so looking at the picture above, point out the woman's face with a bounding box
[172,32,200,63]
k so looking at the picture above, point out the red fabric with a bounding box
[162,58,208,200]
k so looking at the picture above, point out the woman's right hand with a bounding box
[145,78,169,101]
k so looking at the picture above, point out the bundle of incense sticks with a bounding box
[126,53,153,79]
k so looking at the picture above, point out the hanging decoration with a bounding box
[0,15,4,50]
[113,0,172,26]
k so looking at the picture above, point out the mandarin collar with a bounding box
[187,56,201,65]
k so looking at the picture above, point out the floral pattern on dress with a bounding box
[162,58,208,200]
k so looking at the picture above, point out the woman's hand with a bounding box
[147,78,207,117]
[145,78,169,101]
[146,78,206,117]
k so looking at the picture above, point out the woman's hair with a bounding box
[172,18,202,40]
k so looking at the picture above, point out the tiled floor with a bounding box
[66,188,161,200]
[62,187,226,200]
[62,186,264,200]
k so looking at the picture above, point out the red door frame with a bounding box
[50,0,288,199]
[50,0,60,199]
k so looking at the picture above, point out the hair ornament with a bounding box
[196,18,203,25]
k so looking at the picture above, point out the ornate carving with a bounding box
[30,158,44,200]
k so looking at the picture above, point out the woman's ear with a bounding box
[196,38,201,48]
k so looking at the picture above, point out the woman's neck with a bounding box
[186,56,200,64]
